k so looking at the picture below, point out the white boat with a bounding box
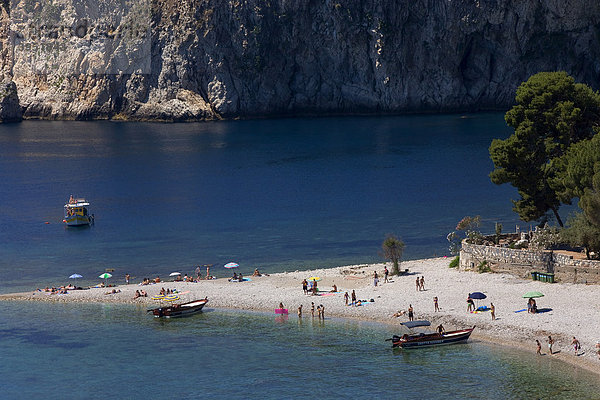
[64,196,94,226]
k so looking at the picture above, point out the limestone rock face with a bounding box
[1,0,600,121]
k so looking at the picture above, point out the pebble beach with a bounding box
[2,257,599,376]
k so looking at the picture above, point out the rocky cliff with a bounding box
[1,0,599,122]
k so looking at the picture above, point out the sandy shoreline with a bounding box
[2,257,599,377]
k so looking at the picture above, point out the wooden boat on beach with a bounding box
[387,320,475,348]
[149,298,208,318]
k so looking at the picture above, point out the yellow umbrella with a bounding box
[164,295,180,302]
[152,294,166,300]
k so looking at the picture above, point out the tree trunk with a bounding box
[551,206,564,227]
[392,259,399,275]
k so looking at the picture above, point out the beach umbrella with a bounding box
[469,292,487,300]
[307,277,321,282]
[164,295,179,302]
[224,262,239,269]
[522,291,544,298]
[99,273,112,286]
[152,294,165,300]
[69,274,83,279]
[469,292,487,310]
[169,272,181,277]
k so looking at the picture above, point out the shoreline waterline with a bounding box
[3,257,599,379]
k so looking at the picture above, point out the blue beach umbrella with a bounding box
[69,274,83,279]
[469,292,487,300]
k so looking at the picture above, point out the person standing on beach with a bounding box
[344,291,349,306]
[433,297,439,312]
[467,295,474,312]
[420,276,425,291]
[125,274,130,284]
[298,304,302,318]
[416,277,420,292]
[311,302,315,317]
[302,279,308,295]
[572,337,581,355]
[373,271,379,286]
[384,267,389,283]
[490,302,496,320]
[536,340,542,355]
[408,304,414,321]
[206,264,211,280]
[195,266,201,279]
[320,304,325,320]
[351,290,357,306]
[548,336,554,355]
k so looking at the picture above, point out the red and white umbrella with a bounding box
[224,262,239,269]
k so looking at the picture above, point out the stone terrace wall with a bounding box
[460,242,600,284]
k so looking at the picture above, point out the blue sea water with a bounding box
[0,114,522,292]
[1,302,599,399]
[3,114,598,397]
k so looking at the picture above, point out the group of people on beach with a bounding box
[415,276,425,291]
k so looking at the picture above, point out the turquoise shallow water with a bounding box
[1,301,599,399]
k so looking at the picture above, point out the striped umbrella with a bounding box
[224,262,239,269]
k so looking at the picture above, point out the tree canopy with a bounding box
[489,71,600,226]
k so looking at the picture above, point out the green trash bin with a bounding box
[531,272,538,280]
[538,273,547,282]
[546,273,555,283]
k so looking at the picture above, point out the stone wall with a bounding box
[460,242,600,284]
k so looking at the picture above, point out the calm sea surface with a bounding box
[0,114,521,292]
[1,302,599,399]
[3,115,597,397]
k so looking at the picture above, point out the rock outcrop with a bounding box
[1,0,600,122]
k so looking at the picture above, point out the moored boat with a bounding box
[388,320,474,348]
[149,298,208,318]
[64,196,94,226]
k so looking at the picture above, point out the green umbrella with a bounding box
[522,291,544,298]
[99,273,112,286]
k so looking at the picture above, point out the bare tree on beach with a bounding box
[382,235,405,276]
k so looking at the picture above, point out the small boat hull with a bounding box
[391,328,474,348]
[64,215,93,226]
[151,299,208,318]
